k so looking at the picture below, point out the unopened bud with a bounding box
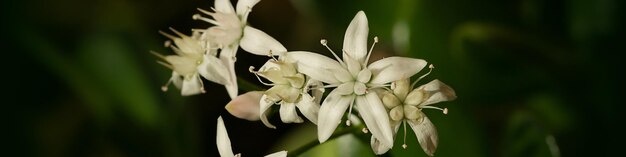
[225,91,264,121]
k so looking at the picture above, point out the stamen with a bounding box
[268,50,278,61]
[422,106,448,114]
[192,14,219,25]
[164,40,172,47]
[156,61,174,70]
[362,128,369,134]
[346,100,355,126]
[249,66,275,86]
[411,64,435,88]
[161,79,173,92]
[150,51,167,59]
[159,31,178,40]
[168,28,188,38]
[364,36,378,65]
[403,120,408,149]
[320,39,345,65]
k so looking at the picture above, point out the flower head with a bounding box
[286,11,428,148]
[192,0,288,98]
[371,70,457,156]
[249,56,324,128]
[153,28,230,96]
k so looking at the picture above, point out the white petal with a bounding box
[236,0,260,18]
[170,71,183,89]
[408,114,438,156]
[343,11,369,63]
[259,95,277,129]
[215,0,235,14]
[305,78,325,104]
[368,57,427,84]
[198,54,230,85]
[295,94,320,124]
[286,51,347,84]
[216,116,235,157]
[279,102,304,123]
[342,51,362,76]
[355,92,394,148]
[219,46,239,99]
[164,55,197,76]
[318,90,355,143]
[264,150,287,157]
[335,82,355,96]
[181,74,203,96]
[225,91,263,121]
[240,26,287,56]
[370,136,391,155]
[419,79,457,106]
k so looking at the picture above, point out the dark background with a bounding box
[3,0,625,156]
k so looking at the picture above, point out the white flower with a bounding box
[217,116,287,157]
[249,56,324,128]
[286,11,428,148]
[371,74,457,156]
[193,0,288,98]
[154,28,230,96]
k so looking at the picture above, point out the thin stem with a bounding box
[287,125,362,157]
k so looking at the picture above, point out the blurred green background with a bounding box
[3,0,625,156]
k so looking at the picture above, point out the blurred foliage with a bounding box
[3,0,625,156]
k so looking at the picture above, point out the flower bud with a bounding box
[225,91,263,121]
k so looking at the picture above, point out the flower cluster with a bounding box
[154,0,456,156]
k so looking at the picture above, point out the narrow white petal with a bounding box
[264,150,288,157]
[368,57,427,84]
[279,102,304,123]
[355,92,394,148]
[216,116,235,157]
[295,94,320,125]
[305,78,325,104]
[215,0,235,14]
[181,74,203,96]
[240,26,287,56]
[419,79,457,106]
[236,0,260,17]
[318,90,355,143]
[219,46,239,99]
[342,51,362,76]
[225,91,263,121]
[198,54,229,85]
[285,51,347,84]
[343,11,369,63]
[171,71,183,89]
[370,136,391,155]
[408,113,438,156]
[259,95,277,129]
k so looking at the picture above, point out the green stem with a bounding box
[287,125,362,157]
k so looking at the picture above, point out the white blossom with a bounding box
[193,0,287,98]
[286,11,428,148]
[154,28,230,96]
[371,74,457,156]
[250,56,324,128]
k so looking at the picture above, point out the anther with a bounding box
[164,40,172,47]
[248,66,256,73]
[412,64,435,88]
[364,36,379,64]
[346,120,351,126]
[362,128,369,134]
[443,108,449,114]
[320,39,328,45]
[161,86,168,92]
[402,144,408,149]
[200,87,206,93]
[192,14,201,20]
